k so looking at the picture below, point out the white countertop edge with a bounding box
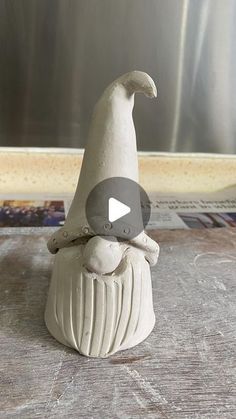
[0,146,235,160]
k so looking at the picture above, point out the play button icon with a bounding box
[86,177,151,240]
[108,198,131,222]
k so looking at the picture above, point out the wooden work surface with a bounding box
[0,227,235,418]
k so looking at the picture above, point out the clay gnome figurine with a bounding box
[45,71,159,357]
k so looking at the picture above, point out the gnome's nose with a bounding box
[83,236,123,275]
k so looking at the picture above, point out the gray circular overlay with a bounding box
[85,177,151,240]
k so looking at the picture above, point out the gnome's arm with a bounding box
[129,232,160,266]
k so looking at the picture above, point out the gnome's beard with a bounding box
[45,240,155,358]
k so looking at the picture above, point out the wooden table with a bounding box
[0,227,235,418]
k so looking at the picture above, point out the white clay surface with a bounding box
[45,71,159,357]
[45,243,158,357]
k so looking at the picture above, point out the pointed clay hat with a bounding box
[48,71,157,254]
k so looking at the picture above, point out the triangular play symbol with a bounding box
[108,197,131,222]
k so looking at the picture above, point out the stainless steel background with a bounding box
[0,0,236,152]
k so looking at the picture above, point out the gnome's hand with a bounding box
[83,236,123,275]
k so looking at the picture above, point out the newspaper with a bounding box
[146,186,236,229]
[0,186,236,229]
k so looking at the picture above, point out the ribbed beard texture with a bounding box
[45,244,155,358]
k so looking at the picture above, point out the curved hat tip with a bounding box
[121,70,157,98]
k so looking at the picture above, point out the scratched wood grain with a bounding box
[0,227,235,418]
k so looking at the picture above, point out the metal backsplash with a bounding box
[0,0,235,152]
